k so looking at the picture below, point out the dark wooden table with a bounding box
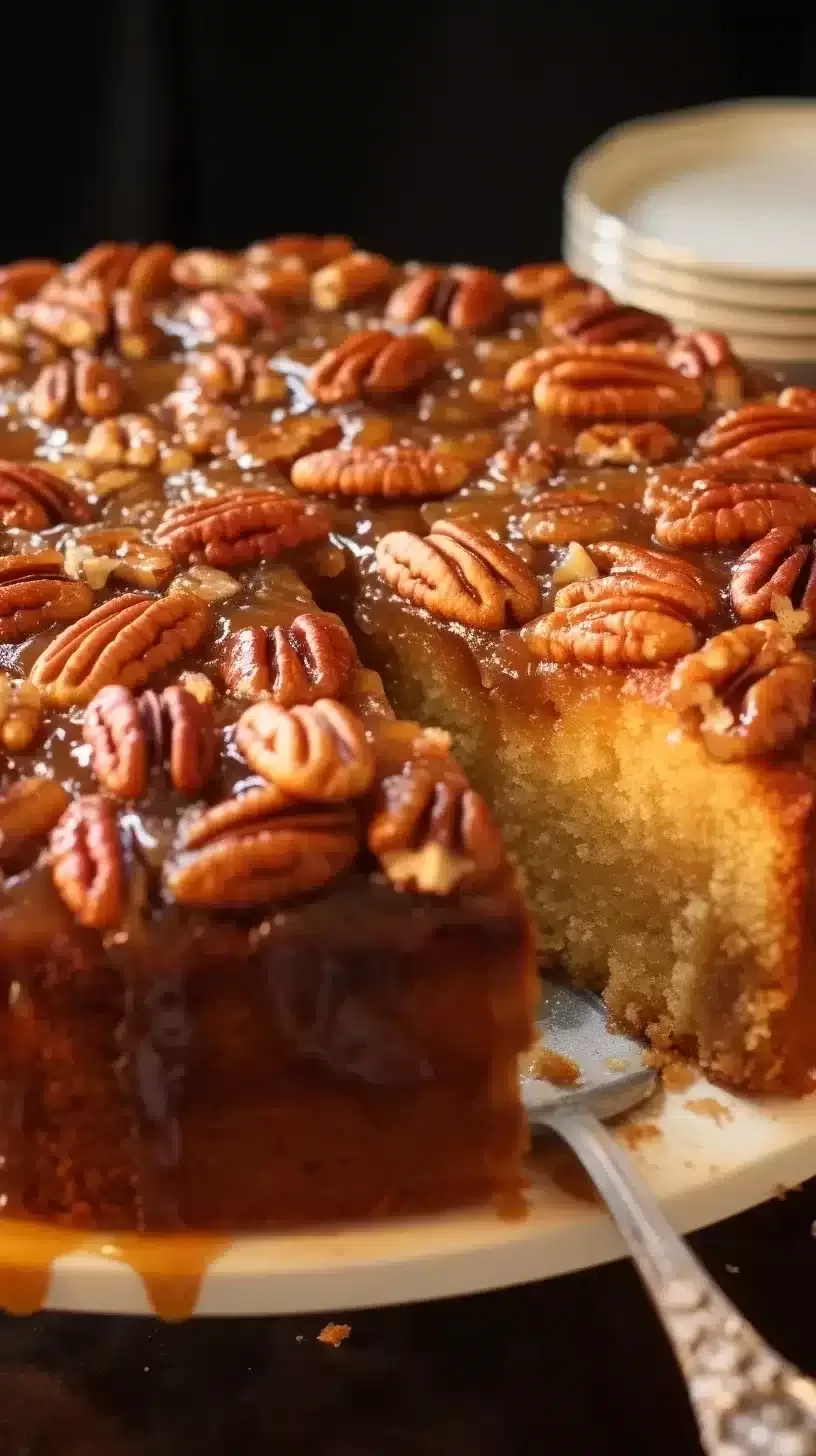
[1,1184,815,1455]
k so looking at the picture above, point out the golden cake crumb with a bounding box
[684,1097,733,1127]
[527,1046,581,1086]
[317,1322,351,1347]
[617,1121,661,1150]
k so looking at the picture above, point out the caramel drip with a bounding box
[0,1219,227,1320]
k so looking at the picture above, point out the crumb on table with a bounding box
[617,1121,661,1151]
[317,1323,351,1347]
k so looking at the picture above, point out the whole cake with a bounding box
[0,238,812,1232]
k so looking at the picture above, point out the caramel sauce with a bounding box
[0,1219,226,1319]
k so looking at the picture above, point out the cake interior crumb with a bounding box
[683,1097,733,1127]
[317,1323,351,1347]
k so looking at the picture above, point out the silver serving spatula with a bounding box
[521,982,816,1455]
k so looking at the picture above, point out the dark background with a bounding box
[7,0,816,267]
[2,3,815,1450]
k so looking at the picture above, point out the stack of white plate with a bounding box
[563,99,816,367]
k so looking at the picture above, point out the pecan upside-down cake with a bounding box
[0,240,813,1231]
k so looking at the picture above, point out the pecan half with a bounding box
[520,489,622,545]
[0,552,93,642]
[502,261,578,303]
[221,612,357,703]
[573,421,679,467]
[645,475,816,549]
[669,620,815,760]
[184,290,284,345]
[184,345,287,403]
[29,591,211,706]
[368,758,503,894]
[50,794,125,928]
[236,698,375,801]
[526,542,715,667]
[238,259,310,303]
[376,519,542,629]
[112,288,163,360]
[227,414,342,472]
[84,682,216,797]
[27,356,123,423]
[0,259,59,301]
[166,792,358,908]
[0,461,92,530]
[386,266,508,331]
[697,389,816,473]
[308,329,437,402]
[84,413,170,470]
[172,250,240,290]
[505,343,704,419]
[0,674,42,751]
[730,528,816,630]
[551,286,672,347]
[154,490,331,568]
[310,251,393,310]
[0,777,69,868]
[246,235,353,271]
[28,280,111,349]
[291,445,468,499]
[666,330,744,409]
[64,528,176,591]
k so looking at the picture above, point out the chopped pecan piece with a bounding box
[669,619,815,760]
[29,591,211,706]
[245,235,353,271]
[310,251,393,310]
[308,329,437,402]
[520,489,622,545]
[505,343,703,419]
[169,563,240,604]
[488,442,564,487]
[185,345,287,403]
[84,682,216,797]
[0,777,69,868]
[0,551,93,642]
[171,397,231,458]
[666,330,744,409]
[50,794,125,928]
[221,612,358,704]
[573,422,679,467]
[645,473,816,549]
[526,542,715,667]
[368,758,503,894]
[155,489,331,568]
[27,356,123,422]
[503,261,579,303]
[291,445,468,499]
[697,389,816,473]
[236,698,375,801]
[0,674,42,751]
[166,792,358,908]
[376,519,542,629]
[68,243,141,292]
[730,528,816,630]
[551,286,672,346]
[172,249,239,290]
[0,461,92,529]
[227,414,342,472]
[63,528,176,591]
[386,265,508,331]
